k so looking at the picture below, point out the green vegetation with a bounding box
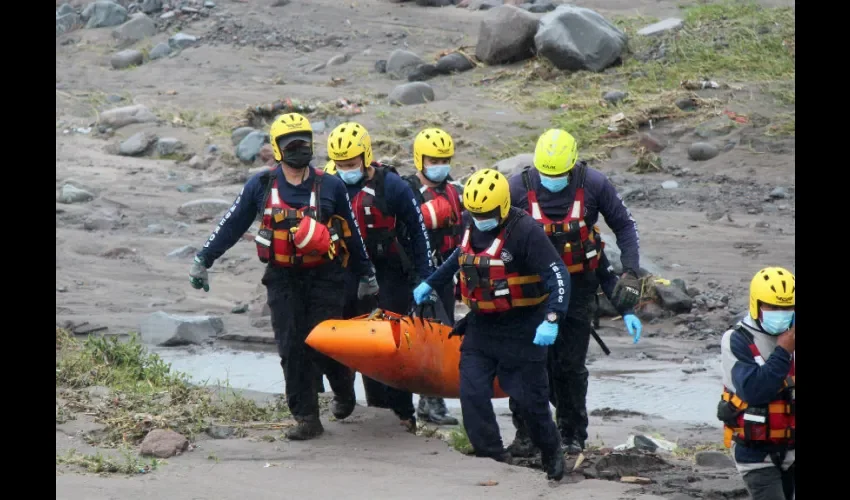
[55,329,291,449]
[447,427,474,455]
[486,0,795,159]
[56,448,161,475]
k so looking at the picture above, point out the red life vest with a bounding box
[407,176,463,256]
[350,164,398,259]
[522,165,604,275]
[456,217,549,314]
[719,327,796,450]
[255,168,351,268]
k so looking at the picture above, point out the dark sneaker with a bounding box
[542,450,566,481]
[331,394,355,420]
[286,419,324,441]
[506,430,540,457]
[417,397,459,425]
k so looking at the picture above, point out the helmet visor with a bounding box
[276,132,312,151]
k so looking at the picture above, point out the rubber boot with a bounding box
[331,392,356,420]
[542,450,566,481]
[506,419,540,458]
[286,417,324,441]
[417,397,459,425]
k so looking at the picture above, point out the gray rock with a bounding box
[601,233,664,277]
[416,0,454,6]
[146,224,165,234]
[57,4,75,16]
[492,153,533,178]
[167,245,198,259]
[407,64,440,82]
[435,52,475,74]
[187,155,212,170]
[110,49,143,70]
[155,138,183,156]
[119,131,156,156]
[178,199,232,220]
[58,184,95,204]
[236,131,269,163]
[176,184,194,193]
[56,13,82,36]
[676,97,697,111]
[661,180,679,189]
[638,133,665,153]
[205,144,220,155]
[311,121,326,134]
[327,53,351,66]
[388,82,435,106]
[535,5,628,72]
[769,187,787,199]
[475,5,539,65]
[231,127,256,146]
[100,104,158,129]
[527,1,556,13]
[603,90,627,104]
[160,11,175,19]
[169,32,199,50]
[83,216,118,231]
[207,424,236,439]
[232,304,249,314]
[149,42,172,60]
[140,429,189,458]
[374,60,387,73]
[688,142,719,161]
[386,49,424,78]
[111,13,156,43]
[140,311,225,346]
[655,282,693,314]
[694,450,734,468]
[82,1,128,29]
[139,0,163,14]
[468,0,502,10]
[637,18,684,37]
[204,1,216,8]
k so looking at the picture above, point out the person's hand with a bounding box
[357,274,379,299]
[777,324,795,354]
[612,271,641,311]
[189,256,210,292]
[413,282,433,305]
[533,320,558,346]
[623,314,642,344]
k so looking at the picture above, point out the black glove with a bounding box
[448,313,469,338]
[612,270,641,312]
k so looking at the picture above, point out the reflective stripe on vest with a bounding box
[457,226,548,313]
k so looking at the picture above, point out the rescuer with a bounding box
[188,113,378,441]
[718,267,795,500]
[324,122,434,430]
[506,128,643,456]
[412,168,569,481]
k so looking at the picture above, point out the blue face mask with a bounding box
[760,310,794,335]
[540,175,569,193]
[424,164,451,183]
[339,168,364,185]
[473,217,499,232]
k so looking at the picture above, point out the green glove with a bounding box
[189,256,210,292]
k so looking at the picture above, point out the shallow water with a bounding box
[151,345,721,426]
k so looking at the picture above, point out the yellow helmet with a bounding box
[324,159,337,174]
[533,129,578,176]
[269,113,313,162]
[413,128,454,172]
[749,266,795,319]
[463,168,510,219]
[327,122,373,167]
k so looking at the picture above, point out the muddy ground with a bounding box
[56,0,794,498]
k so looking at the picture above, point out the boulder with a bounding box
[236,131,269,163]
[99,104,158,129]
[474,5,539,65]
[177,199,233,220]
[435,52,475,74]
[155,137,183,156]
[492,153,533,178]
[110,49,144,70]
[118,131,156,156]
[82,1,128,29]
[149,42,172,60]
[56,13,82,36]
[140,429,189,458]
[231,127,256,146]
[655,281,693,314]
[534,5,628,72]
[139,311,225,346]
[388,82,435,105]
[386,49,424,79]
[58,184,95,204]
[169,32,199,50]
[694,451,734,469]
[111,13,156,43]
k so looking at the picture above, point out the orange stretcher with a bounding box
[305,309,507,398]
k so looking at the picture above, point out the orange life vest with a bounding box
[406,175,463,257]
[255,168,351,268]
[456,217,548,314]
[522,165,604,275]
[718,327,796,450]
[350,164,398,260]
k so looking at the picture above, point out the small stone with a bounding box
[146,224,165,234]
[140,429,189,458]
[167,245,198,259]
[57,285,68,293]
[207,424,235,439]
[637,18,684,36]
[139,0,162,14]
[231,127,256,146]
[688,142,719,161]
[160,11,175,19]
[695,450,734,468]
[100,104,158,129]
[603,91,628,104]
[177,199,232,220]
[638,133,665,153]
[232,304,249,314]
[169,33,199,50]
[119,131,156,156]
[769,187,788,199]
[205,144,219,155]
[327,53,351,66]
[661,180,679,190]
[156,138,183,156]
[149,42,172,60]
[187,155,210,170]
[58,184,95,204]
[388,82,435,106]
[407,63,440,82]
[110,49,144,70]
[374,60,387,73]
[204,1,216,7]
[176,184,194,193]
[676,97,697,111]
[527,1,556,13]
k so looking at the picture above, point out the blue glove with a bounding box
[624,314,642,344]
[413,282,433,305]
[533,320,558,346]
